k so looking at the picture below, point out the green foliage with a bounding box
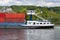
[0,5,60,25]
[11,5,27,13]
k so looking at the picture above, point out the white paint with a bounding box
[23,21,54,27]
[27,10,35,15]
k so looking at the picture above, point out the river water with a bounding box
[0,26,60,40]
[25,29,54,40]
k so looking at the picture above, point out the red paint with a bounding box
[0,18,5,22]
[0,13,5,18]
[5,13,25,18]
[0,13,26,22]
[5,18,25,22]
[16,19,25,22]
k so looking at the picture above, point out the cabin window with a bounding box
[47,23,49,24]
[44,23,46,24]
[40,23,42,24]
[37,23,39,24]
[33,22,35,25]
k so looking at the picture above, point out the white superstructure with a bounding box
[23,21,54,27]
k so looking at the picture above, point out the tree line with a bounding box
[0,5,60,25]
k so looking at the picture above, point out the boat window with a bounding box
[40,23,42,24]
[37,23,39,24]
[44,23,46,24]
[33,22,35,25]
[47,23,49,24]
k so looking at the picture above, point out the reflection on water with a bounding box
[0,26,60,40]
[25,29,54,40]
[54,26,60,40]
[0,29,25,40]
[0,28,54,40]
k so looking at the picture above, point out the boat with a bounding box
[21,20,54,28]
[21,10,54,28]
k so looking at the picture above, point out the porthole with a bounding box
[33,22,35,25]
[40,23,42,24]
[37,23,39,24]
[47,23,49,24]
[44,23,46,24]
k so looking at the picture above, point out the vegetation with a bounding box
[0,5,60,25]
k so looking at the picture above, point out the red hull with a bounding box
[0,13,26,22]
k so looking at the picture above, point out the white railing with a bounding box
[34,14,48,21]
